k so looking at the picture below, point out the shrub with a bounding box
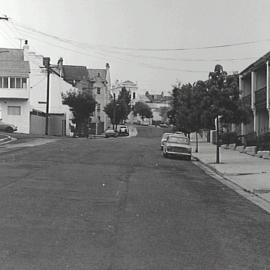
[220,132,239,145]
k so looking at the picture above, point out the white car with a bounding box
[0,121,17,133]
[163,134,192,160]
[160,133,173,150]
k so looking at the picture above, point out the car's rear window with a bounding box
[167,136,189,144]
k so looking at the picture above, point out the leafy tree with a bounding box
[104,99,129,128]
[133,101,153,120]
[118,87,131,116]
[62,90,96,136]
[104,87,131,128]
[206,65,252,126]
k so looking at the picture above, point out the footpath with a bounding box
[191,141,270,207]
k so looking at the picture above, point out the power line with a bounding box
[11,18,270,52]
[2,17,256,74]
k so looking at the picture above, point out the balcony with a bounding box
[242,94,251,107]
[255,86,266,111]
[0,88,29,99]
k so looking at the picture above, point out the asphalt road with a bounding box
[0,127,270,269]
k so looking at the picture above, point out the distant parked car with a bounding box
[174,131,185,135]
[141,122,149,126]
[0,121,17,133]
[163,134,192,160]
[104,129,118,138]
[160,132,173,150]
[159,123,168,128]
[118,125,129,136]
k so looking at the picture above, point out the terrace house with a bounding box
[240,52,270,136]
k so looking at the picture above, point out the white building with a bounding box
[111,80,138,106]
[0,47,31,133]
[0,42,77,135]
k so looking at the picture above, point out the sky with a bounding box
[1,0,270,94]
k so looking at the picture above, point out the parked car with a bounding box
[159,123,169,128]
[174,131,185,135]
[160,132,173,150]
[118,125,129,136]
[141,122,149,126]
[0,121,17,133]
[104,129,118,138]
[163,134,192,160]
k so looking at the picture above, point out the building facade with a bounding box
[24,43,76,136]
[0,48,31,133]
[88,63,112,133]
[240,52,270,136]
[0,42,79,135]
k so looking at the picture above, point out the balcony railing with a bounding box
[242,94,251,107]
[0,88,29,99]
[255,86,266,111]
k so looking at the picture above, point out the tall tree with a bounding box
[62,90,96,136]
[118,87,131,117]
[104,98,130,128]
[206,65,252,126]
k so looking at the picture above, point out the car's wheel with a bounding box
[5,126,14,133]
[186,155,191,161]
[163,152,168,158]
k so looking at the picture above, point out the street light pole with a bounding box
[216,116,220,164]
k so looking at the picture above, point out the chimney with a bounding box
[23,40,29,60]
[105,63,111,89]
[57,57,63,77]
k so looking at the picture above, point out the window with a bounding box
[8,106,21,115]
[16,78,22,88]
[3,77,8,88]
[97,103,101,111]
[97,87,101,94]
[22,78,27,88]
[10,78,16,88]
[0,77,27,88]
[133,92,136,99]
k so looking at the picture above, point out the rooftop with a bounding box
[240,51,270,76]
[0,48,30,77]
[88,69,107,82]
[62,65,89,83]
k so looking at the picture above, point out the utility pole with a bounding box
[43,57,50,135]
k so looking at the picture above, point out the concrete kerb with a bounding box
[192,155,270,214]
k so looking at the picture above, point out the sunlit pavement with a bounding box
[191,141,270,207]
